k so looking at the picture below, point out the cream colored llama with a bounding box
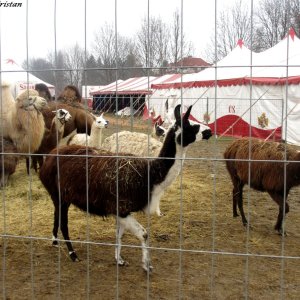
[67,113,109,149]
[1,82,47,154]
[0,81,16,138]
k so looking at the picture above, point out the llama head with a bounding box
[35,83,52,101]
[53,109,72,124]
[17,89,47,112]
[154,121,167,138]
[93,113,109,129]
[59,85,82,103]
[174,105,212,147]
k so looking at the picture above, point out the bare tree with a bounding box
[291,0,300,35]
[23,57,55,85]
[93,22,116,84]
[63,43,85,88]
[254,0,296,51]
[93,22,139,83]
[47,50,68,94]
[204,0,253,62]
[136,16,172,74]
[169,9,194,67]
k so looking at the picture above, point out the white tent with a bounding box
[1,58,55,97]
[149,29,300,145]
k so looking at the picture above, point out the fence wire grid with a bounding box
[1,0,300,299]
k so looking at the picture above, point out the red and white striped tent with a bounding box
[148,28,300,145]
[91,74,181,116]
[91,74,181,95]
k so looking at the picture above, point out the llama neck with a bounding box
[52,118,65,139]
[89,124,102,149]
[150,127,185,181]
[146,128,188,215]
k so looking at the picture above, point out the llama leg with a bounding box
[232,179,241,217]
[115,219,127,266]
[269,191,289,234]
[52,205,59,247]
[59,204,79,261]
[26,157,30,175]
[233,181,247,225]
[37,156,44,170]
[119,215,152,272]
[156,205,163,217]
[32,157,38,172]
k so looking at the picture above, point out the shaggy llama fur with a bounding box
[1,84,47,154]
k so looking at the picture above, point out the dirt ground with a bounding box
[1,115,300,299]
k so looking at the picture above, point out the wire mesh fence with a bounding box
[1,0,300,299]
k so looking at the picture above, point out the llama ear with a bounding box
[183,105,192,121]
[90,113,97,120]
[100,112,104,118]
[174,105,181,122]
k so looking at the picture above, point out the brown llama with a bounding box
[224,137,300,234]
[35,83,52,101]
[39,105,212,272]
[42,101,94,137]
[57,85,82,104]
[0,138,19,187]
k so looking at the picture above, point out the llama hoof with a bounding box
[243,223,252,230]
[142,261,153,273]
[52,239,59,247]
[116,257,128,266]
[69,251,79,262]
[277,229,287,236]
[117,260,129,266]
[156,210,165,217]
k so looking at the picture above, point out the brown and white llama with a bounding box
[27,108,72,172]
[39,105,212,272]
[42,101,94,138]
[224,137,300,234]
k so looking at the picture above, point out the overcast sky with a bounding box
[0,0,242,64]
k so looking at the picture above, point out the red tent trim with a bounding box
[151,76,300,90]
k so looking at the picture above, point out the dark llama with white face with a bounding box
[39,104,212,272]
